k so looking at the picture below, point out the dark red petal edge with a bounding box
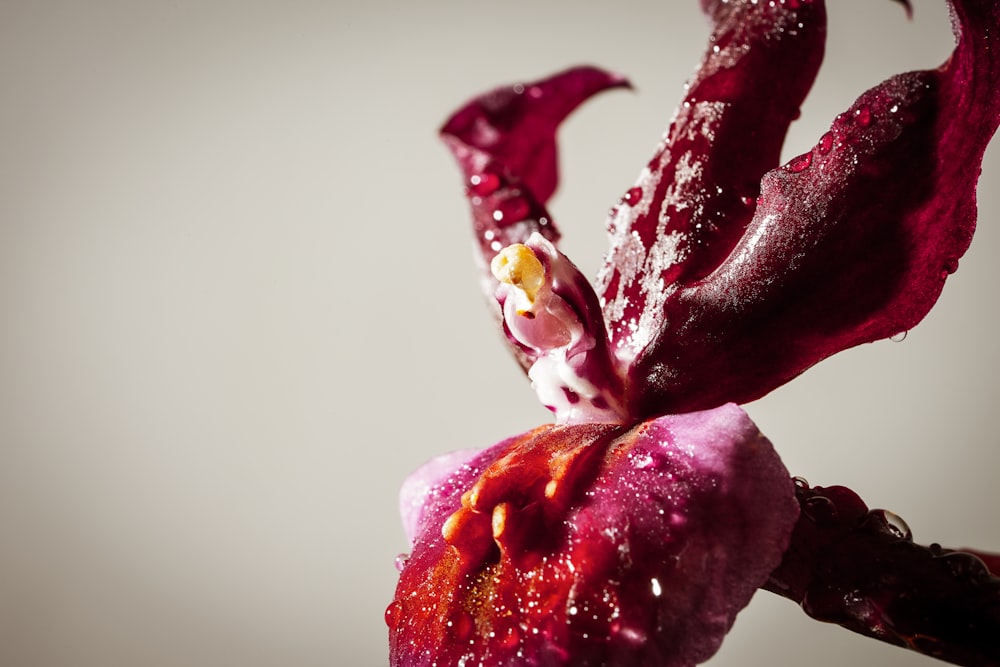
[631,0,1000,417]
[765,481,1000,667]
[598,0,825,367]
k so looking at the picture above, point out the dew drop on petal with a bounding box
[854,104,872,128]
[816,131,834,155]
[889,331,908,342]
[802,495,838,524]
[623,186,643,206]
[469,171,502,196]
[395,553,410,572]
[385,599,404,627]
[492,197,530,225]
[786,151,813,173]
[449,611,475,641]
[877,509,912,540]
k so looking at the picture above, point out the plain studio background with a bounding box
[1,1,997,665]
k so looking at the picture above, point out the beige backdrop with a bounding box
[2,1,997,665]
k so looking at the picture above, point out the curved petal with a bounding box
[597,0,826,362]
[630,0,1000,416]
[387,405,798,667]
[440,65,629,295]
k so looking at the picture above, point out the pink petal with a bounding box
[387,405,798,666]
[629,0,1000,416]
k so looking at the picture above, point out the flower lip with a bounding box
[388,405,799,667]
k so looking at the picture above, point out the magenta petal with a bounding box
[440,66,629,304]
[598,0,825,362]
[630,0,1000,416]
[440,68,630,413]
[387,405,798,667]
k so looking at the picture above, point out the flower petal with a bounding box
[387,405,798,667]
[597,0,826,361]
[440,65,629,292]
[630,0,1000,417]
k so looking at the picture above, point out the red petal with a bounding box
[440,66,629,284]
[387,405,798,667]
[630,0,1000,416]
[598,0,825,362]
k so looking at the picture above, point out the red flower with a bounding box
[388,0,1000,665]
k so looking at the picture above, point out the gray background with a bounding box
[1,1,997,665]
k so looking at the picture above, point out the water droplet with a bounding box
[817,131,834,155]
[938,552,991,584]
[943,258,959,275]
[793,475,810,489]
[385,600,403,627]
[449,612,475,641]
[854,104,872,128]
[492,197,530,225]
[469,171,502,196]
[803,495,838,524]
[395,553,410,572]
[877,509,912,540]
[889,331,908,342]
[786,151,813,173]
[498,626,521,648]
[622,186,643,206]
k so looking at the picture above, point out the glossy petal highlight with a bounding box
[630,0,1000,416]
[388,405,798,667]
[598,0,826,363]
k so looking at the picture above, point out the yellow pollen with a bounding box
[491,503,509,539]
[490,244,545,304]
[441,510,462,543]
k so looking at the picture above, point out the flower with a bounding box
[387,0,1000,665]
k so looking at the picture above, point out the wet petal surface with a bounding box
[629,0,1000,416]
[388,405,798,667]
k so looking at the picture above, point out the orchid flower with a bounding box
[387,0,1000,665]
